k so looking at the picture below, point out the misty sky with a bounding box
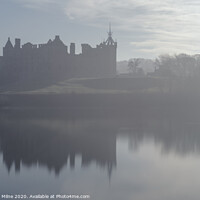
[1,0,200,61]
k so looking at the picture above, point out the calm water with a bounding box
[1,108,200,200]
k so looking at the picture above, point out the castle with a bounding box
[0,26,117,85]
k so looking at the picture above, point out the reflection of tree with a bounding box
[120,109,200,156]
[0,115,117,178]
[1,107,200,178]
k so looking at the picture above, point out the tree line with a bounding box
[127,53,200,78]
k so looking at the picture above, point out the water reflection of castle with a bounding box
[0,26,117,85]
[1,108,200,178]
[0,113,117,178]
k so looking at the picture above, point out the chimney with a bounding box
[14,38,21,49]
[55,35,60,40]
[70,43,75,55]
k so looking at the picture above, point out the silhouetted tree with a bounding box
[128,58,141,74]
[154,53,198,78]
[154,54,174,77]
[174,54,196,78]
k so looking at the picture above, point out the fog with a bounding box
[1,25,200,200]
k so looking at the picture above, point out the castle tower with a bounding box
[3,37,14,57]
[105,23,115,46]
[104,23,117,76]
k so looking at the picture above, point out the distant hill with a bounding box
[117,58,155,74]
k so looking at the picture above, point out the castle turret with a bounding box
[105,23,117,47]
[3,37,14,57]
[4,37,13,48]
[53,35,66,47]
[104,24,117,76]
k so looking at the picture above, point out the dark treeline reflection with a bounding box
[1,107,200,176]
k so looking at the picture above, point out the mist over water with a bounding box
[1,38,200,199]
[1,108,200,200]
[2,1,200,199]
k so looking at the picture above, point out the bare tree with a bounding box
[154,53,197,78]
[128,58,141,74]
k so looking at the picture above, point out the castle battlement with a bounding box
[0,27,117,85]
